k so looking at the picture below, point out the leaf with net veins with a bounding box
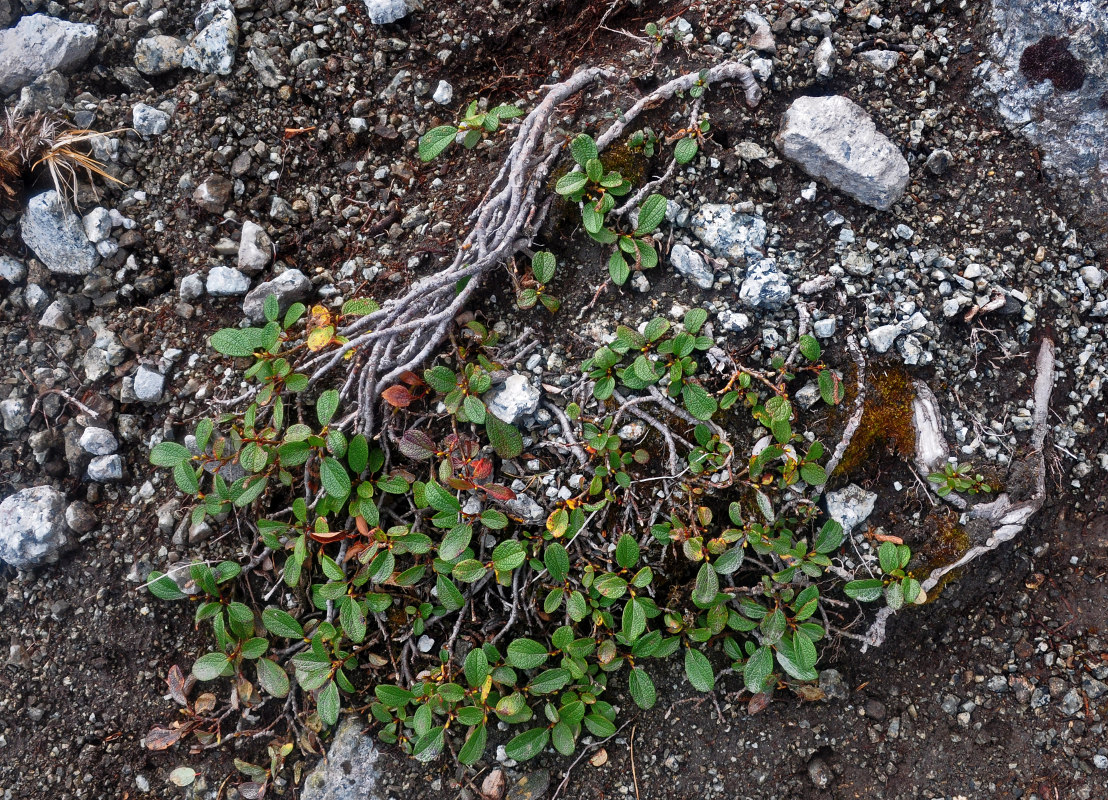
[684,647,715,692]
[381,385,413,408]
[635,193,668,235]
[419,125,458,161]
[485,413,523,459]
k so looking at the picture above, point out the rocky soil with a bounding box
[0,0,1106,799]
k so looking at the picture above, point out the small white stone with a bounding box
[432,80,453,105]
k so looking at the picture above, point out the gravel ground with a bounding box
[0,0,1105,798]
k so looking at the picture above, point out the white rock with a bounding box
[774,95,910,211]
[670,243,714,289]
[485,374,541,424]
[813,318,837,338]
[1079,265,1104,289]
[132,365,166,403]
[689,205,766,264]
[0,486,69,569]
[859,49,900,72]
[132,102,170,136]
[718,310,751,332]
[183,0,239,75]
[20,191,100,275]
[82,207,113,244]
[237,220,273,274]
[825,484,878,537]
[79,427,118,456]
[814,37,836,78]
[867,323,901,354]
[363,0,409,24]
[87,455,123,482]
[1,398,30,432]
[0,254,26,283]
[300,718,381,800]
[134,35,185,75]
[432,80,453,105]
[180,274,205,301]
[39,299,72,330]
[0,14,98,95]
[738,258,791,310]
[206,265,251,296]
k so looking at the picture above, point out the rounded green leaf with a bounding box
[674,137,698,164]
[262,607,304,639]
[682,383,717,421]
[629,666,657,709]
[544,543,570,582]
[570,133,598,166]
[555,172,588,196]
[320,457,351,501]
[192,652,231,681]
[150,441,191,467]
[532,251,556,283]
[506,638,549,670]
[635,193,668,235]
[419,125,459,161]
[256,657,290,697]
[505,727,550,762]
[743,645,774,693]
[684,647,714,692]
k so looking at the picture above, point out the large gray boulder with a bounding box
[301,717,382,800]
[20,191,100,276]
[774,95,909,211]
[0,14,98,96]
[978,0,1108,233]
[0,486,69,569]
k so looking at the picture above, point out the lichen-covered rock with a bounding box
[300,717,382,800]
[363,0,409,25]
[670,243,714,289]
[242,270,311,323]
[689,205,767,265]
[134,35,185,75]
[20,191,100,276]
[183,0,238,75]
[738,258,792,310]
[0,486,69,569]
[774,95,909,211]
[0,14,98,95]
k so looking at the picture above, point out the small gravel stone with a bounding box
[868,323,901,354]
[670,243,714,289]
[825,484,877,537]
[206,266,251,296]
[78,427,118,456]
[64,501,98,533]
[485,374,541,424]
[237,220,273,274]
[739,258,792,310]
[183,0,239,76]
[132,103,170,136]
[132,365,166,403]
[180,274,205,301]
[363,0,409,25]
[0,254,26,283]
[134,35,185,75]
[242,269,311,323]
[1,398,30,432]
[432,80,454,105]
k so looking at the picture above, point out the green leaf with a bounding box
[885,581,904,611]
[147,572,187,600]
[317,681,340,727]
[584,714,617,737]
[819,369,844,406]
[532,251,556,283]
[615,534,640,569]
[635,193,668,235]
[340,596,366,643]
[436,574,465,612]
[712,547,744,575]
[375,685,414,707]
[193,652,231,681]
[684,647,714,692]
[800,462,827,486]
[452,559,487,583]
[628,666,657,709]
[419,125,458,161]
[150,441,191,467]
[570,134,598,166]
[674,137,698,164]
[798,334,821,362]
[424,481,461,513]
[438,524,473,562]
[458,724,488,765]
[173,461,200,494]
[210,328,257,357]
[844,579,885,602]
[692,562,719,607]
[682,383,717,421]
[683,308,708,335]
[551,721,575,756]
[464,648,489,688]
[608,250,630,285]
[316,390,340,427]
[506,638,549,670]
[743,645,774,693]
[878,541,899,574]
[544,543,569,582]
[320,457,351,501]
[462,395,486,424]
[262,608,304,639]
[256,658,289,697]
[485,413,523,459]
[505,727,549,762]
[527,668,570,694]
[556,172,589,196]
[347,434,369,474]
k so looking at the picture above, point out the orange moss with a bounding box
[834,364,917,477]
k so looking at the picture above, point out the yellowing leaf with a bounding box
[307,326,334,351]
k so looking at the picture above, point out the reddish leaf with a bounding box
[167,665,189,706]
[398,371,425,387]
[145,726,183,751]
[382,385,413,408]
[747,692,773,715]
[482,483,517,502]
[308,528,349,544]
[399,429,437,461]
[194,693,217,714]
[354,516,370,537]
[448,478,476,491]
[470,458,493,482]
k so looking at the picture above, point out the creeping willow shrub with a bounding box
[148,96,920,774]
[148,294,916,769]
